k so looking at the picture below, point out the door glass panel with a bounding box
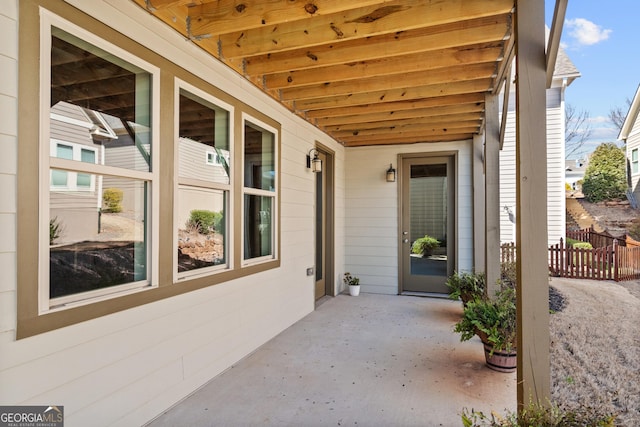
[409,164,448,279]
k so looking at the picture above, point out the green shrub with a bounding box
[581,143,626,203]
[187,210,223,235]
[446,271,485,303]
[49,217,63,245]
[572,242,593,250]
[411,234,440,255]
[565,237,580,246]
[102,188,123,213]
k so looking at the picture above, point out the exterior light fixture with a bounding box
[307,148,322,173]
[386,163,396,182]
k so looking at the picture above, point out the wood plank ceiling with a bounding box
[134,0,515,147]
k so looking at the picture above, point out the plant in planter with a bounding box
[454,286,517,372]
[343,272,360,296]
[446,271,486,306]
[411,234,440,257]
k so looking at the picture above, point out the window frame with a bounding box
[241,114,279,266]
[38,11,161,313]
[174,79,234,282]
[632,148,638,175]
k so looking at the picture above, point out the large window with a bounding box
[176,84,232,278]
[19,5,281,336]
[243,119,277,262]
[44,22,158,308]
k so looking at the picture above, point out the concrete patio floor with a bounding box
[146,293,516,426]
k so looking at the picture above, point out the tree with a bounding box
[581,142,627,202]
[608,98,632,134]
[565,104,592,159]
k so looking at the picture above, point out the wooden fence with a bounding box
[500,237,640,282]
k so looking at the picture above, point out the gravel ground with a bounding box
[549,278,640,426]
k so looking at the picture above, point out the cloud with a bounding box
[565,18,612,46]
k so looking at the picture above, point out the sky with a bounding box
[545,0,639,159]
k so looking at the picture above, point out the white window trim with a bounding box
[39,10,160,313]
[241,113,278,266]
[632,148,639,175]
[174,78,234,283]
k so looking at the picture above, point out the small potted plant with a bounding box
[343,272,360,296]
[445,271,486,306]
[411,234,440,257]
[454,286,517,372]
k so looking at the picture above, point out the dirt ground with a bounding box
[550,278,640,426]
[577,199,640,237]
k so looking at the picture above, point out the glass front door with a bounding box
[401,156,455,294]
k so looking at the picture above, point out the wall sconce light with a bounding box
[307,148,322,173]
[386,163,396,182]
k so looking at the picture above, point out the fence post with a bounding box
[613,239,619,282]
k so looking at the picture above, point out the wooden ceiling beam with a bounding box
[340,126,478,145]
[330,121,480,139]
[280,63,496,101]
[305,93,485,119]
[219,0,514,58]
[245,15,510,74]
[323,113,483,133]
[343,133,473,146]
[315,103,485,127]
[187,0,386,36]
[295,78,492,111]
[265,44,503,90]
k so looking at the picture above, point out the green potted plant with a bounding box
[446,271,486,306]
[454,287,517,372]
[343,272,360,296]
[411,234,440,257]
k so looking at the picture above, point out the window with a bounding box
[243,118,277,262]
[49,140,97,190]
[176,85,232,278]
[43,22,158,309]
[632,148,638,174]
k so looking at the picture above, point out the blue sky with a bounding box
[545,0,639,159]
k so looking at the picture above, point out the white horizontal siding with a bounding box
[499,87,566,246]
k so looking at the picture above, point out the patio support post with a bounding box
[473,134,486,274]
[484,94,501,297]
[515,0,551,409]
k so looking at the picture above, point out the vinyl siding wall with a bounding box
[344,141,474,295]
[626,112,640,201]
[0,1,346,426]
[499,86,566,246]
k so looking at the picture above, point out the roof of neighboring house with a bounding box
[619,84,640,140]
[553,46,580,83]
[564,159,588,177]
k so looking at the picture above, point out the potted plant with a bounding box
[411,234,440,257]
[454,287,517,372]
[343,272,360,296]
[445,271,486,306]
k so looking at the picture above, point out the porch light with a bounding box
[386,163,396,182]
[307,148,322,173]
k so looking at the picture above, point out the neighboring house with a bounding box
[565,158,588,192]
[499,46,581,246]
[0,1,561,425]
[618,84,640,207]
